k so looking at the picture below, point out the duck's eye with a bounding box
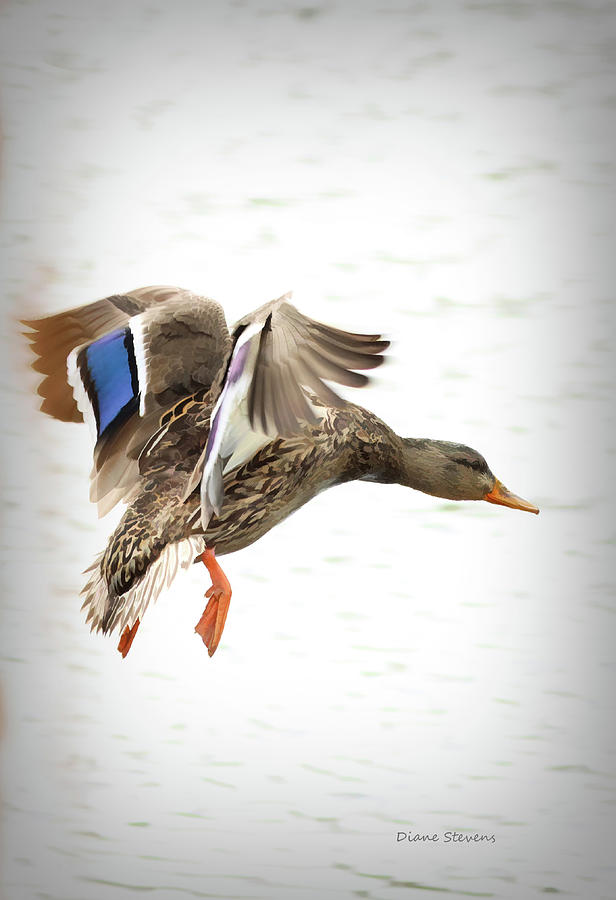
[454,456,483,471]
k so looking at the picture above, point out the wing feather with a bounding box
[24,286,232,515]
[21,290,179,423]
[191,293,389,528]
[25,287,389,531]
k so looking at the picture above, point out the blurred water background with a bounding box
[1,1,615,898]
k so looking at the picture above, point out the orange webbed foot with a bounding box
[195,548,232,657]
[117,618,140,658]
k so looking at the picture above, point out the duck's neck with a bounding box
[358,435,443,496]
[345,409,455,499]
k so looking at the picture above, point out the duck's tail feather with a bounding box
[81,535,206,638]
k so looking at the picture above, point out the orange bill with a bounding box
[483,479,539,515]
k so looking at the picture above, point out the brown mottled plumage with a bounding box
[95,397,384,630]
[23,286,539,659]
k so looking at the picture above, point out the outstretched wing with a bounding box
[22,286,188,423]
[187,293,389,529]
[23,286,232,515]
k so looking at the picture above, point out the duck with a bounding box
[23,285,539,659]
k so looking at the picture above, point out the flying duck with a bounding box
[23,286,539,658]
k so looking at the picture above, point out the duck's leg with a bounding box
[117,618,140,658]
[194,547,232,657]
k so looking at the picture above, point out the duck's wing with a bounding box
[23,286,232,514]
[186,293,389,529]
[22,286,194,422]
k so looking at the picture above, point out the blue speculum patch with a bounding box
[84,328,138,436]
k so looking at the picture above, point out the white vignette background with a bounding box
[0,2,615,899]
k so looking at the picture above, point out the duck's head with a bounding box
[398,438,539,514]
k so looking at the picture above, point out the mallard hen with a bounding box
[23,286,538,659]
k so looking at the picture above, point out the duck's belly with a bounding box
[188,426,349,556]
[200,471,339,557]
